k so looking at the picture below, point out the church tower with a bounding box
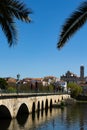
[80,65,84,80]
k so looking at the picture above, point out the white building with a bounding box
[59,81,67,92]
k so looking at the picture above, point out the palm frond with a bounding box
[0,0,32,22]
[0,16,17,46]
[57,2,87,49]
[0,0,32,46]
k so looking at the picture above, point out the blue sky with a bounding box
[0,0,87,79]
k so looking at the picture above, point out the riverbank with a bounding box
[64,97,87,105]
[65,98,77,105]
[52,98,76,108]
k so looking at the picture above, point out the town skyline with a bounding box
[1,65,86,80]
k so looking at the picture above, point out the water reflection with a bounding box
[17,114,28,126]
[1,104,87,130]
[0,119,11,130]
[7,108,62,130]
[65,103,87,130]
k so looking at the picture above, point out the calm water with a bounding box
[1,103,87,130]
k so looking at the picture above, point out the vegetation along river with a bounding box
[1,103,87,130]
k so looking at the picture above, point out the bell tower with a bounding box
[80,65,84,80]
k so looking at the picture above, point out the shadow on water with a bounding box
[1,104,87,130]
[0,119,11,130]
[37,110,40,120]
[0,107,63,130]
[45,108,48,116]
[0,107,59,130]
[32,111,35,121]
[17,114,29,126]
[0,105,11,130]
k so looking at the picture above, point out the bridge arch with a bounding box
[17,103,29,117]
[0,105,11,118]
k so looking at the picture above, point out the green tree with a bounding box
[0,0,32,46]
[0,78,7,89]
[57,2,87,49]
[67,82,82,98]
[7,86,16,93]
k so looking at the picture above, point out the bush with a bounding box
[7,87,16,93]
[67,82,82,98]
[0,78,7,89]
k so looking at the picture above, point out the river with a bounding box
[0,103,87,130]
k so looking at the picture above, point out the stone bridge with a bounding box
[0,93,70,118]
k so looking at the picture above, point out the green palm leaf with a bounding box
[0,0,32,46]
[0,17,17,46]
[57,2,87,49]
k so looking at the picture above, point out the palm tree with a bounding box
[0,0,32,46]
[57,1,87,49]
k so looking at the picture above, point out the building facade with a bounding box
[60,65,85,84]
[61,71,79,83]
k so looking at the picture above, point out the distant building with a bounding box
[60,71,79,83]
[42,76,59,86]
[22,78,42,86]
[60,65,86,84]
[80,65,84,81]
[5,77,16,84]
[57,81,67,92]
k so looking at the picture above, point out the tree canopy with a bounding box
[0,78,7,89]
[67,82,82,98]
